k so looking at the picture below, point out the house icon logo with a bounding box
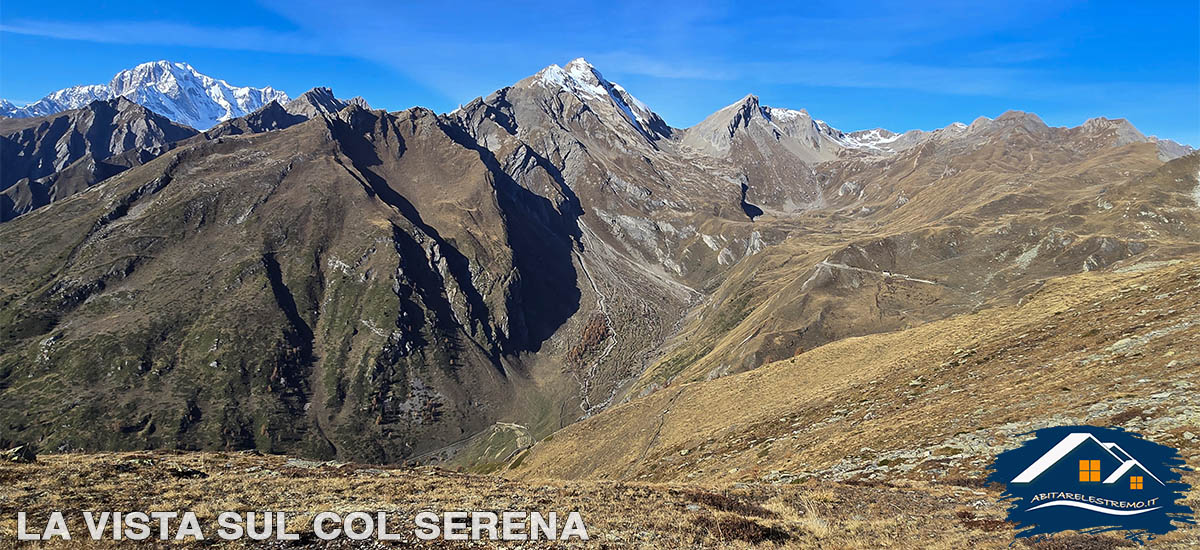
[988,426,1194,542]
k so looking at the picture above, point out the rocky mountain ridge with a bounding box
[0,97,199,221]
[1,86,368,220]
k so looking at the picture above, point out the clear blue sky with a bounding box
[2,0,1197,144]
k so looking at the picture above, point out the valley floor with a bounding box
[0,451,1196,549]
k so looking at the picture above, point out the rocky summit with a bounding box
[0,58,1196,490]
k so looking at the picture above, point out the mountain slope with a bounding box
[0,97,199,221]
[25,449,1186,550]
[0,87,371,222]
[0,103,597,461]
[513,256,1200,485]
[445,58,757,421]
[626,134,1199,395]
[2,61,289,130]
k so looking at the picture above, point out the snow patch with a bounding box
[767,107,804,121]
[836,128,902,151]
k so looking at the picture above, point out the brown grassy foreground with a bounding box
[3,451,1192,549]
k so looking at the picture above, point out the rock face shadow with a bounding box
[439,119,583,354]
[740,183,763,220]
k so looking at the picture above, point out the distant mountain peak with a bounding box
[563,57,595,70]
[2,61,289,130]
[1080,116,1193,160]
[284,87,350,118]
[681,95,849,162]
[994,110,1049,128]
[733,93,761,110]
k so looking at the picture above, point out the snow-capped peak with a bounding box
[837,128,902,151]
[534,58,657,136]
[108,61,289,129]
[1,60,289,130]
[536,59,607,99]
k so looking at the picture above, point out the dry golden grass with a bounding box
[516,257,1200,485]
[506,257,1200,547]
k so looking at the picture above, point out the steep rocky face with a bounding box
[677,95,837,211]
[284,87,366,118]
[0,97,198,221]
[447,58,773,416]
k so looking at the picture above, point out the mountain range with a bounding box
[0,58,1196,476]
[1,61,290,130]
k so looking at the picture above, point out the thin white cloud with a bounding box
[0,19,326,55]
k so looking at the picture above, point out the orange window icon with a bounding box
[1131,476,1143,490]
[1079,460,1101,482]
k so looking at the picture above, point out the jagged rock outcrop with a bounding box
[284,87,356,118]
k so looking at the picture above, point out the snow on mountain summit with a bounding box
[109,61,289,129]
[1,61,289,130]
[532,58,666,139]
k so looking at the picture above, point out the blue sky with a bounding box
[2,0,1197,144]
